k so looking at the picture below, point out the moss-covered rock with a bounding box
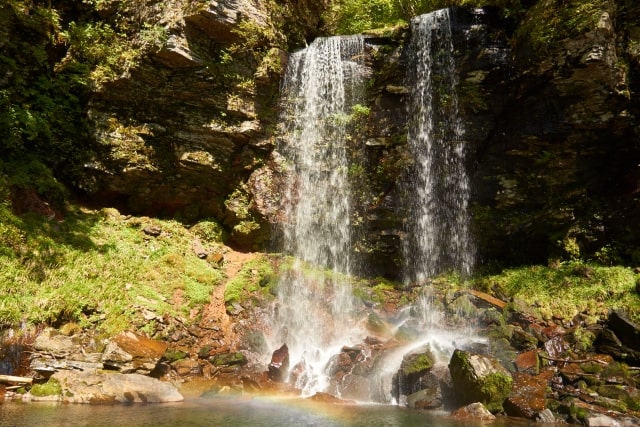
[392,345,436,400]
[448,349,513,413]
[209,352,247,367]
[597,385,640,411]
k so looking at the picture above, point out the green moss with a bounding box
[224,255,276,310]
[164,348,189,363]
[580,361,604,375]
[209,352,247,366]
[475,262,639,324]
[569,404,591,424]
[572,326,596,352]
[190,220,228,244]
[478,372,513,412]
[30,378,62,397]
[449,350,513,412]
[597,385,640,411]
[401,352,435,376]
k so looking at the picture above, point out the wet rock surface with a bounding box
[102,331,168,374]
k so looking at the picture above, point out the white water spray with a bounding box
[272,35,367,396]
[269,9,479,402]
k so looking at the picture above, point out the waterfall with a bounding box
[271,35,367,396]
[403,9,474,293]
[268,9,478,402]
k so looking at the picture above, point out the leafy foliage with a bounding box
[0,2,90,180]
[514,0,610,55]
[323,0,528,34]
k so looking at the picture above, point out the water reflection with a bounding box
[0,396,529,427]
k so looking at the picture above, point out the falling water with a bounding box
[270,10,478,402]
[403,9,474,293]
[272,36,367,395]
[377,10,480,404]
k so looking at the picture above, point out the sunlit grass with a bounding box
[0,204,224,334]
[475,262,640,323]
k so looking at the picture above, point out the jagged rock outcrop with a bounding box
[471,1,640,265]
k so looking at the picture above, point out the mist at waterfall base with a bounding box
[266,8,482,404]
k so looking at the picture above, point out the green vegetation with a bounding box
[323,0,528,34]
[30,378,62,397]
[401,351,435,375]
[449,349,513,413]
[514,0,610,55]
[224,255,277,311]
[0,180,225,333]
[0,0,169,198]
[476,261,640,323]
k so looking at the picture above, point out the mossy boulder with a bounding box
[596,385,640,411]
[392,345,436,399]
[448,349,513,413]
[209,352,247,367]
[400,349,435,377]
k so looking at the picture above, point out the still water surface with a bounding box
[0,396,531,427]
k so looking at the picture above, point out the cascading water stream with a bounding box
[269,9,479,403]
[379,9,481,404]
[402,9,475,325]
[271,35,367,396]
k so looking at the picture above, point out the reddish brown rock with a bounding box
[452,402,496,421]
[514,350,539,375]
[465,289,506,310]
[172,359,202,377]
[308,392,355,405]
[102,331,168,374]
[504,370,553,419]
[268,344,289,382]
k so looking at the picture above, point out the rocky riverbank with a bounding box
[2,253,639,425]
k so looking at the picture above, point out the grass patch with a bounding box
[0,193,225,334]
[30,378,62,397]
[475,261,639,322]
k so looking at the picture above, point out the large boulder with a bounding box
[267,344,289,382]
[37,370,183,404]
[392,345,436,400]
[504,370,553,419]
[324,340,390,402]
[448,349,513,413]
[451,402,496,421]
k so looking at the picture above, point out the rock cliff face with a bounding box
[79,0,640,271]
[472,0,640,266]
[79,0,327,249]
